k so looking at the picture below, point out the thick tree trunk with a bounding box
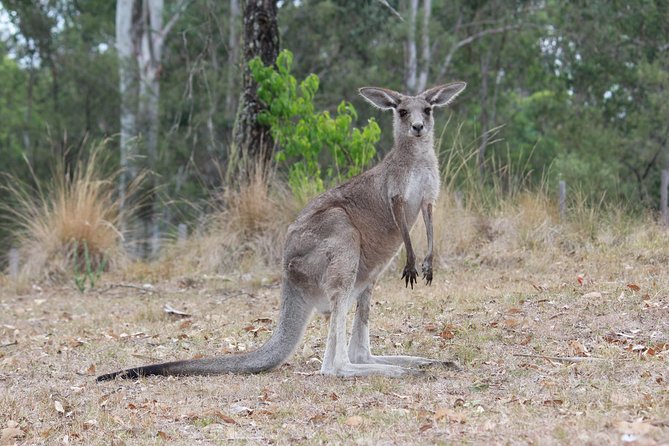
[232,0,279,168]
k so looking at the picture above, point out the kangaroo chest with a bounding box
[402,163,440,224]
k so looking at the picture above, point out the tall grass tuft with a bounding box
[1,144,125,283]
[158,162,298,277]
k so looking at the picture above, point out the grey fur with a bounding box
[97,82,466,381]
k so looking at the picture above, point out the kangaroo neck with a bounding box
[392,133,436,161]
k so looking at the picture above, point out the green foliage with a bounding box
[72,239,107,293]
[250,50,380,201]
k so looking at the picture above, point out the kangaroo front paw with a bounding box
[401,264,418,289]
[421,261,433,286]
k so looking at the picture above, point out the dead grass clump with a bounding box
[162,167,298,276]
[433,190,557,267]
[1,148,124,282]
[431,186,665,271]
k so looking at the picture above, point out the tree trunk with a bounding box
[477,48,492,173]
[116,0,138,233]
[116,0,187,257]
[404,0,418,94]
[416,0,432,93]
[225,0,241,119]
[23,55,35,162]
[232,0,279,169]
[662,169,669,225]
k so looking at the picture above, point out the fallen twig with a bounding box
[98,283,162,296]
[132,353,162,362]
[513,353,630,363]
[1,340,18,348]
[164,303,191,318]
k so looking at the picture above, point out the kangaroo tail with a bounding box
[97,282,312,381]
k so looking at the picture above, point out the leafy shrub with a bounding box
[250,49,380,202]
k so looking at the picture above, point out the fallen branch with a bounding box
[513,353,629,363]
[98,283,162,297]
[0,340,18,348]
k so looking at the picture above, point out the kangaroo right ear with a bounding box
[420,82,467,108]
[359,87,402,110]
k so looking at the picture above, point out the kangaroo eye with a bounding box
[424,108,432,115]
[398,109,408,117]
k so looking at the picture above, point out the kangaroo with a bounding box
[97,82,467,381]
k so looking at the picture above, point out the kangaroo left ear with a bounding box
[420,82,467,107]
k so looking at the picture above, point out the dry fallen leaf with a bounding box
[309,413,327,424]
[543,399,564,407]
[583,292,602,299]
[419,423,433,433]
[440,328,455,340]
[216,413,237,425]
[503,318,521,329]
[627,283,641,292]
[344,416,363,427]
[179,320,193,330]
[1,426,24,444]
[569,340,591,357]
[434,408,466,424]
[54,400,65,414]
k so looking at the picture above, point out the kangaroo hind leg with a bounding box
[318,217,419,377]
[348,286,460,371]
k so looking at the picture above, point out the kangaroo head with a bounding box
[359,82,467,141]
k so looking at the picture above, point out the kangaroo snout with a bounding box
[411,122,424,136]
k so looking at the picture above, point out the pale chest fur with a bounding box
[403,161,440,223]
[385,149,440,226]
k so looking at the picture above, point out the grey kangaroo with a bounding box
[97,82,466,381]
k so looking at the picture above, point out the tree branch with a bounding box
[376,0,403,21]
[437,24,521,80]
[162,0,192,42]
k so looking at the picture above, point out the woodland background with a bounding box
[1,3,669,444]
[0,0,669,267]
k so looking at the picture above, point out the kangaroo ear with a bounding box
[359,87,402,110]
[421,82,467,107]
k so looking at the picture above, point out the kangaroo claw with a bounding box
[421,261,433,285]
[401,264,418,289]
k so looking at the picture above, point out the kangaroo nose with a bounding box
[412,122,424,132]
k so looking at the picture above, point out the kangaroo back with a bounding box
[97,281,312,380]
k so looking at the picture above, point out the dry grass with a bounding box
[2,186,669,445]
[1,147,125,284]
[153,166,298,279]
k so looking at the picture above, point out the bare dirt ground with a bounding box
[1,249,668,445]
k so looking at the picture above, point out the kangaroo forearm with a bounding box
[421,202,434,285]
[391,195,415,262]
[391,195,419,288]
[422,202,433,260]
